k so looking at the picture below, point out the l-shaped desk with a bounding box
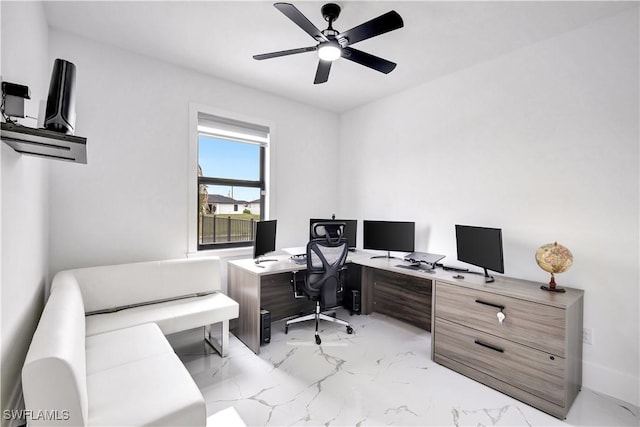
[228,252,434,354]
[227,251,584,419]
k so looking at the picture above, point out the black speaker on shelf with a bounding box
[260,309,271,344]
[44,58,76,135]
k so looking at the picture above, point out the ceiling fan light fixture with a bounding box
[317,42,341,61]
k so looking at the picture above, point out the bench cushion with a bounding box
[86,323,173,375]
[87,352,205,426]
[85,292,239,336]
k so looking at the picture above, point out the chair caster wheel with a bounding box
[346,326,353,334]
[315,335,321,345]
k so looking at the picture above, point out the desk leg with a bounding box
[228,264,261,354]
[361,266,374,314]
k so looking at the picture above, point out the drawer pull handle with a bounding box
[474,340,504,353]
[475,299,505,311]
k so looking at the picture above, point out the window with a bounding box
[197,112,269,250]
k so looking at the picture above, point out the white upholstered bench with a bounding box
[22,257,242,426]
[62,257,238,356]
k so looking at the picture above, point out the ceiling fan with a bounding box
[253,2,404,84]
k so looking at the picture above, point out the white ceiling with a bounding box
[42,1,636,113]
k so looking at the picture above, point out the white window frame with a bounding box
[187,102,275,256]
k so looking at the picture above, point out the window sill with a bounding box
[187,246,253,260]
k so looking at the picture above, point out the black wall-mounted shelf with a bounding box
[1,122,87,164]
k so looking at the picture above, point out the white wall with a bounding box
[339,10,639,405]
[47,31,340,276]
[0,2,51,425]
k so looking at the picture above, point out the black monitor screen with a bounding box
[309,219,357,248]
[253,220,277,259]
[363,220,415,253]
[455,224,504,274]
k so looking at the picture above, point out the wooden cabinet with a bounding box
[362,267,432,331]
[432,279,583,419]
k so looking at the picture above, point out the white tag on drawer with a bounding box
[497,311,506,324]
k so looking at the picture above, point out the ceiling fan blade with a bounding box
[253,46,317,60]
[339,10,404,46]
[314,60,332,84]
[342,47,397,74]
[274,3,328,42]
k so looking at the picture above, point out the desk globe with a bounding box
[535,242,573,293]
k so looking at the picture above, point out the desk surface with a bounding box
[229,250,503,285]
[228,255,305,276]
[354,253,583,307]
[229,250,583,307]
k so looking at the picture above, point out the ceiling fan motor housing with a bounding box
[321,3,341,23]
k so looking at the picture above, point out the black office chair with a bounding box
[285,222,354,344]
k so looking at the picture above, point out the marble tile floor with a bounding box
[168,309,639,427]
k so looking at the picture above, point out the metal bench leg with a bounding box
[205,320,229,357]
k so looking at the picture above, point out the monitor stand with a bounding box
[370,251,398,260]
[484,268,495,283]
[255,257,277,266]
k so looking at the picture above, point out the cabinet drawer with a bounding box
[434,318,566,406]
[435,281,565,356]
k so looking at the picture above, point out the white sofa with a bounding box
[22,257,241,426]
[66,257,238,356]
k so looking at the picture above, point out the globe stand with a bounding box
[540,274,566,293]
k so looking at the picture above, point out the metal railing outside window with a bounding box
[199,216,256,245]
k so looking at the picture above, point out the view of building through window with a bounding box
[197,116,268,249]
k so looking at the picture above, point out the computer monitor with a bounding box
[253,220,277,264]
[309,218,357,249]
[455,224,504,283]
[363,220,415,259]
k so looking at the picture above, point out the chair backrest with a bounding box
[310,221,344,244]
[305,222,349,308]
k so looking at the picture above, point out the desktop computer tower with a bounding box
[349,290,361,315]
[44,59,77,135]
[260,309,271,344]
